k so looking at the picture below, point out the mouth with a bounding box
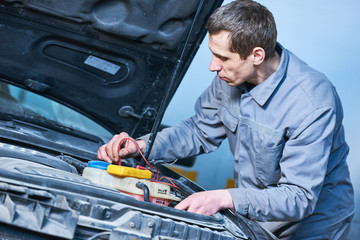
[219,75,228,82]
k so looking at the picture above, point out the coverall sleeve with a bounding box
[147,77,227,162]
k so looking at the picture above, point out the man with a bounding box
[97,0,354,239]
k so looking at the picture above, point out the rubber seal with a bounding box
[88,160,110,170]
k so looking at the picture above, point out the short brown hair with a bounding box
[207,0,277,60]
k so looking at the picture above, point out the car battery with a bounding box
[82,161,181,206]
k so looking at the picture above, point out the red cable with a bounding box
[118,138,178,189]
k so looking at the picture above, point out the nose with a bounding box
[209,56,222,72]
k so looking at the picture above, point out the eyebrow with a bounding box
[213,52,229,60]
[208,44,229,60]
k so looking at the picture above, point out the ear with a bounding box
[252,47,265,65]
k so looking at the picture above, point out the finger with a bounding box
[136,140,147,153]
[97,145,113,163]
[121,140,140,158]
[119,147,131,158]
[105,134,119,161]
[113,132,131,160]
[187,204,210,215]
[174,198,190,211]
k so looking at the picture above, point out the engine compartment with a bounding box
[0,143,249,239]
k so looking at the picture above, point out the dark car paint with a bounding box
[0,0,220,137]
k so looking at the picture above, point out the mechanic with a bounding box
[97,0,354,239]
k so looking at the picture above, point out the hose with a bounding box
[135,182,150,202]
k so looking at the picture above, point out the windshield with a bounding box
[0,81,112,139]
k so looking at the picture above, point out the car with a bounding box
[0,1,278,239]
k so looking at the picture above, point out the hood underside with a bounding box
[0,0,222,137]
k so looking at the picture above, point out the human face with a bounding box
[208,31,255,86]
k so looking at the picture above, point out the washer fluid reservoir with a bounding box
[82,161,181,206]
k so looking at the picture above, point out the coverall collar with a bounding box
[246,43,288,107]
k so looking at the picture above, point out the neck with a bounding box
[250,51,281,85]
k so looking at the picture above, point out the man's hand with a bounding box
[175,190,234,216]
[97,132,146,164]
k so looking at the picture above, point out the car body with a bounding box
[0,1,277,239]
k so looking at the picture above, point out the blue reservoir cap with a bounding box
[88,160,110,170]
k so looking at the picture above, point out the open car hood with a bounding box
[0,0,222,137]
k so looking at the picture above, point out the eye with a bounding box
[211,52,229,62]
[219,56,228,61]
[214,54,228,61]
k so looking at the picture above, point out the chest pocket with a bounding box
[219,106,238,133]
[218,90,239,133]
[218,89,285,187]
[239,116,285,187]
[255,138,284,187]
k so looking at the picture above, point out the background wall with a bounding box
[163,0,360,237]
